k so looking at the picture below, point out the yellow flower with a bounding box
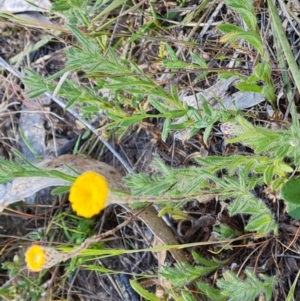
[69,171,109,218]
[25,245,65,272]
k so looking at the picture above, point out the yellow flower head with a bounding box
[25,245,65,272]
[69,171,109,218]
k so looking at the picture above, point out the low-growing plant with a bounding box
[217,269,276,301]
[130,252,276,301]
[218,0,275,106]
[23,27,231,145]
[1,254,47,301]
[125,154,279,235]
[2,0,300,300]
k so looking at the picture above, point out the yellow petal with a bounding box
[69,171,109,218]
[25,245,66,272]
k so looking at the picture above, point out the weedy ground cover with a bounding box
[0,0,300,300]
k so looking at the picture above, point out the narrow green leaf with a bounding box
[162,60,192,69]
[262,84,275,103]
[94,0,126,19]
[218,23,245,34]
[168,123,189,131]
[166,43,179,61]
[202,100,213,117]
[190,52,207,68]
[51,186,71,195]
[148,97,167,113]
[244,160,255,174]
[181,291,195,301]
[228,196,245,215]
[160,263,217,288]
[19,129,42,162]
[270,177,286,190]
[274,145,290,160]
[203,124,213,145]
[225,0,249,10]
[246,212,274,233]
[247,73,259,83]
[65,97,78,109]
[254,62,272,82]
[267,0,300,94]
[130,280,160,301]
[237,9,257,32]
[225,5,257,32]
[263,164,275,184]
[162,118,171,142]
[221,31,263,55]
[82,265,115,273]
[286,270,300,301]
[218,71,238,79]
[238,168,247,190]
[196,282,226,301]
[235,82,262,93]
[119,115,146,126]
[69,25,91,50]
[80,105,100,113]
[141,182,172,196]
[192,251,221,268]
